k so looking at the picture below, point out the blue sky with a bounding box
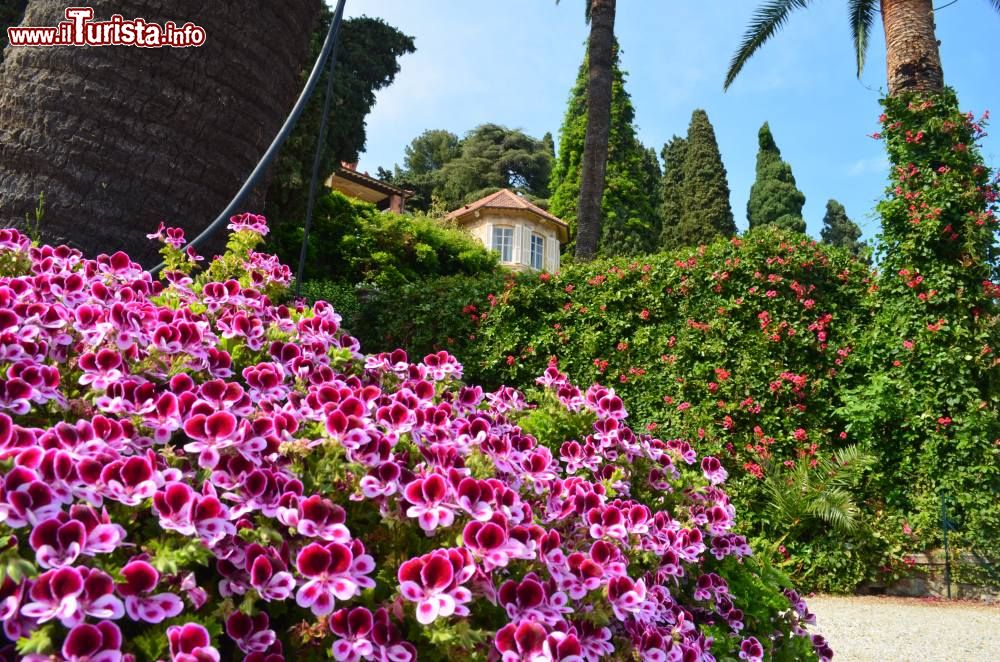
[343,1,998,242]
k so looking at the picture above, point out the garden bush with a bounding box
[840,89,1000,575]
[0,221,828,660]
[270,191,498,290]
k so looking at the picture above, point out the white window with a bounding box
[530,233,545,270]
[492,226,513,262]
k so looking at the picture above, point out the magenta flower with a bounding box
[701,456,729,485]
[397,548,474,624]
[283,495,351,542]
[100,456,157,506]
[226,611,276,654]
[403,473,455,532]
[21,567,85,624]
[227,212,269,236]
[167,623,220,662]
[59,620,123,662]
[244,544,296,602]
[494,621,547,662]
[498,575,570,627]
[116,560,183,624]
[607,575,648,620]
[147,222,187,248]
[78,349,124,391]
[295,541,375,616]
[183,410,239,469]
[739,636,764,662]
[329,606,374,662]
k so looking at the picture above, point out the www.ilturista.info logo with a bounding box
[7,7,206,48]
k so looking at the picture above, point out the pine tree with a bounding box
[747,122,806,234]
[550,44,660,256]
[676,110,735,245]
[658,135,687,249]
[820,199,866,257]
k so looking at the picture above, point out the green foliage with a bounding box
[354,272,508,357]
[549,43,661,256]
[678,109,737,245]
[267,11,415,226]
[821,198,868,259]
[298,279,363,329]
[845,88,1000,568]
[658,135,687,249]
[383,124,553,213]
[270,191,498,290]
[437,124,554,207]
[381,129,462,210]
[763,445,873,535]
[747,122,807,234]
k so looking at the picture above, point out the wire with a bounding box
[933,0,960,10]
[150,0,348,275]
[295,6,344,297]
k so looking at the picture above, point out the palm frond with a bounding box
[807,486,860,533]
[848,0,878,77]
[724,0,813,90]
[990,1,1000,14]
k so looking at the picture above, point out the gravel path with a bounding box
[807,595,1000,661]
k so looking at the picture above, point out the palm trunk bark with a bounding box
[574,0,616,261]
[881,0,944,95]
[0,0,320,264]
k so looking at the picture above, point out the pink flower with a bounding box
[295,541,375,616]
[167,623,220,662]
[398,549,474,624]
[116,560,183,624]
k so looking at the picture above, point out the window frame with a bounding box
[491,225,514,263]
[529,232,545,270]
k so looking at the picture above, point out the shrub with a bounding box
[354,273,507,357]
[0,223,827,660]
[842,89,1000,573]
[270,191,498,290]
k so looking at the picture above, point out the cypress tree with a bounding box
[676,110,735,245]
[746,122,806,233]
[659,135,687,249]
[550,44,660,256]
[820,199,866,257]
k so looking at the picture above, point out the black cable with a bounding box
[294,3,344,298]
[150,0,348,275]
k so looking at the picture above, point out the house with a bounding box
[325,162,410,213]
[445,189,569,272]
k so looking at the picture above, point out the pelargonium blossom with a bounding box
[0,224,827,660]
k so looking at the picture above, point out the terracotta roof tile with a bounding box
[445,189,568,229]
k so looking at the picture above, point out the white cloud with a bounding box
[847,155,889,176]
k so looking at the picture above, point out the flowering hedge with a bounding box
[0,222,826,660]
[360,227,900,591]
[846,89,1000,575]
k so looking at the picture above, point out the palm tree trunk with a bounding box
[0,0,320,264]
[574,0,616,261]
[881,0,944,95]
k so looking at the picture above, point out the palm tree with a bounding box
[725,0,1000,96]
[558,0,617,260]
[0,0,321,263]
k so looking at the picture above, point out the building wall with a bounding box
[459,211,561,272]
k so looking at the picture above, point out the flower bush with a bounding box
[842,89,1000,576]
[0,221,825,660]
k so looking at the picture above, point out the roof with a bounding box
[325,166,411,202]
[445,189,569,232]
